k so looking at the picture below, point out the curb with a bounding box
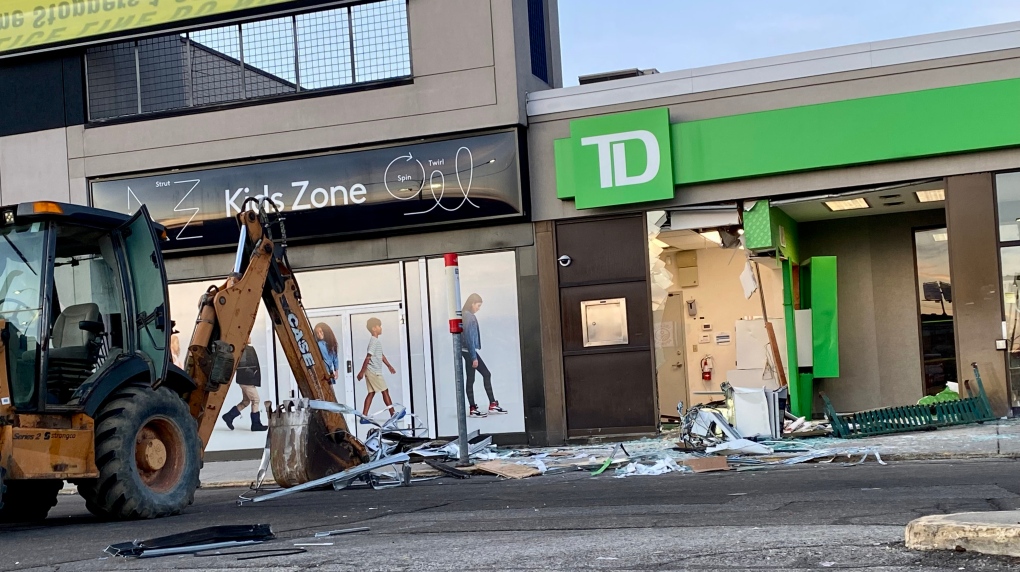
[877,453,1020,462]
[906,511,1020,558]
[197,466,450,489]
[191,454,1017,487]
[200,480,255,489]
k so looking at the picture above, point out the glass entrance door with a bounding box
[303,303,410,441]
[914,227,956,396]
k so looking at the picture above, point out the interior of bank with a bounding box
[647,179,953,422]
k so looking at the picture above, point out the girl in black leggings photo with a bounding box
[461,293,507,418]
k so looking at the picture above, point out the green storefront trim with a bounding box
[558,78,1020,206]
[671,77,1020,184]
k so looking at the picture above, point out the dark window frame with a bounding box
[528,0,551,84]
[84,0,411,123]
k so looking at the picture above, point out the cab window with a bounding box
[0,222,47,409]
[46,224,125,405]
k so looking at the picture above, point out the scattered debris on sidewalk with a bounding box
[683,457,730,473]
[783,416,832,438]
[423,459,472,479]
[706,438,773,455]
[235,384,909,498]
[475,461,543,479]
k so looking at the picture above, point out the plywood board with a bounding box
[474,461,542,479]
[683,456,731,473]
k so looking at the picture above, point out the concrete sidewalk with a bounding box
[907,511,1020,558]
[810,417,1020,460]
[200,459,264,488]
[193,418,1020,488]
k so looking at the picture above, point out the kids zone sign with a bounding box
[90,130,524,251]
[554,108,675,209]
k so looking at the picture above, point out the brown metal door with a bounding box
[556,216,656,436]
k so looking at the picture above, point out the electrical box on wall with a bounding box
[673,250,698,288]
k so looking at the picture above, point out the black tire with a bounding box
[73,480,110,520]
[0,475,62,523]
[81,383,200,520]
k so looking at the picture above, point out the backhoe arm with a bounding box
[185,207,366,466]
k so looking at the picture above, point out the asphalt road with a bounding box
[3,458,1020,571]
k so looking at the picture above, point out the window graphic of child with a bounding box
[356,317,397,423]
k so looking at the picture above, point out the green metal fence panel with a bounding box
[822,364,996,439]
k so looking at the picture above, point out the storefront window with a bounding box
[168,281,274,452]
[996,172,1020,412]
[996,172,1020,242]
[427,251,526,436]
[1000,247,1020,410]
[913,228,955,396]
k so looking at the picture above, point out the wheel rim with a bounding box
[135,417,185,494]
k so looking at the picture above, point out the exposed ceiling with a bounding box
[656,229,722,251]
[775,180,945,223]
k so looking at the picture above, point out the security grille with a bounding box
[86,0,410,122]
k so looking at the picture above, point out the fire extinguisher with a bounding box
[701,355,714,381]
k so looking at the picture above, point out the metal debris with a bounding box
[314,527,370,538]
[105,524,275,558]
[423,459,471,479]
[239,453,411,504]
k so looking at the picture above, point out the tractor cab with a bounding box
[0,202,172,414]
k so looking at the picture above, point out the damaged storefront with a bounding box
[527,33,1020,442]
[90,130,539,456]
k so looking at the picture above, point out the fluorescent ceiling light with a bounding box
[915,189,945,203]
[823,198,870,212]
[932,232,948,242]
[699,231,722,245]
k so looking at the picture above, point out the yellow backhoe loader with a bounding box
[0,199,365,521]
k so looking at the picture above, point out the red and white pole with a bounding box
[444,253,463,334]
[444,253,470,465]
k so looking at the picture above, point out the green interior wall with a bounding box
[801,256,840,379]
[783,258,809,417]
[772,207,800,264]
[744,203,840,416]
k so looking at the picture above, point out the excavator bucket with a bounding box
[268,401,366,487]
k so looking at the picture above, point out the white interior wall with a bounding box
[667,247,785,405]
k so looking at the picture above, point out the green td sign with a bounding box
[554,108,674,209]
